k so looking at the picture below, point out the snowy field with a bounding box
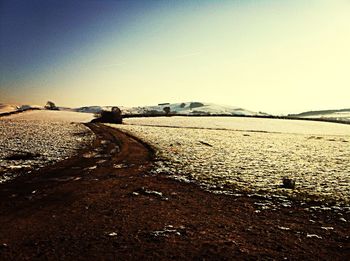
[124,116,350,136]
[5,110,94,122]
[110,117,350,203]
[0,110,94,182]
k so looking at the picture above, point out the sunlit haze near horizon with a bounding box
[1,0,349,114]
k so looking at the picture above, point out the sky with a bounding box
[0,0,349,114]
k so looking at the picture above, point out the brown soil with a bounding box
[0,123,349,260]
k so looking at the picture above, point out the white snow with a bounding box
[0,110,94,183]
[5,110,94,123]
[300,111,350,122]
[108,122,350,203]
[73,102,265,116]
[124,116,350,136]
[0,104,18,114]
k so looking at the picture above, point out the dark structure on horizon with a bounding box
[91,107,122,124]
[44,101,59,110]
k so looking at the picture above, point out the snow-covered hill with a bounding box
[73,102,267,116]
[6,102,265,117]
[0,104,43,114]
[290,109,350,123]
[0,104,18,114]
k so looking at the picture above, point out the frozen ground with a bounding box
[5,110,94,122]
[109,117,350,204]
[124,116,350,136]
[0,111,94,182]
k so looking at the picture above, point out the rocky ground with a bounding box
[0,123,349,260]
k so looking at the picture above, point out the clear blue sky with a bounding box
[1,0,349,114]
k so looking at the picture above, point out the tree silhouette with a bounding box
[163,106,171,115]
[45,101,58,110]
[92,107,122,124]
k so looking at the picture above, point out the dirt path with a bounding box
[0,123,349,260]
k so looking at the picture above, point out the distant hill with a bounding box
[0,104,43,115]
[1,102,266,117]
[0,104,18,114]
[3,102,349,124]
[72,102,268,117]
[289,108,350,123]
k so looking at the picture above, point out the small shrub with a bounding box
[92,106,122,124]
[163,106,171,115]
[44,101,58,110]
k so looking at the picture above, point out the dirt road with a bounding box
[0,123,349,260]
